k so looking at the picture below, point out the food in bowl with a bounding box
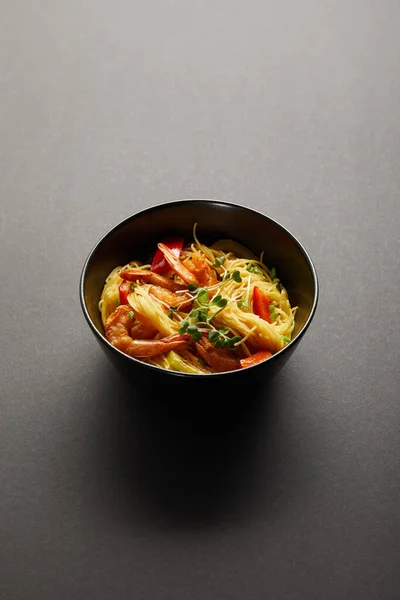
[98,223,297,374]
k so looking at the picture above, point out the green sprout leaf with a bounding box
[281,336,291,343]
[188,283,197,292]
[193,288,209,308]
[189,308,208,322]
[208,330,220,343]
[179,320,189,334]
[211,294,228,308]
[127,310,135,320]
[269,267,277,280]
[227,336,242,348]
[187,325,202,341]
[213,256,225,268]
[232,270,242,283]
[208,326,243,350]
[237,299,249,309]
[246,263,263,274]
[168,306,178,319]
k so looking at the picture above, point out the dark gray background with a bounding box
[1,1,399,599]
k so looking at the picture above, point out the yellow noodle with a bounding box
[99,226,297,373]
[127,286,178,337]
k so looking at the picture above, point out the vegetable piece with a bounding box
[119,281,131,305]
[151,237,184,274]
[168,306,178,319]
[270,305,278,322]
[166,350,207,374]
[232,270,242,283]
[211,294,228,308]
[240,350,272,368]
[252,286,272,323]
[208,328,242,349]
[281,336,291,343]
[193,288,209,308]
[179,320,202,341]
[213,256,225,268]
[246,263,264,275]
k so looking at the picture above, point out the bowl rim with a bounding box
[79,198,319,378]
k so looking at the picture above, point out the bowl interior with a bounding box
[81,200,318,345]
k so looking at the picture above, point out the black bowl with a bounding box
[80,199,319,387]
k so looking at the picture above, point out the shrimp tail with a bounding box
[120,269,184,291]
[157,243,198,285]
[124,333,192,358]
[194,337,241,372]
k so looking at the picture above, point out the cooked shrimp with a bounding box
[182,252,219,287]
[105,305,192,358]
[157,243,198,285]
[149,286,193,310]
[120,269,184,292]
[194,336,241,372]
[129,312,158,340]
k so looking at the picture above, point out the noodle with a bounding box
[98,225,297,374]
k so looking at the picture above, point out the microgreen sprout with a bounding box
[237,299,249,310]
[211,294,228,308]
[179,320,202,341]
[246,263,263,275]
[193,288,209,308]
[213,256,225,268]
[232,270,242,283]
[168,306,178,319]
[209,327,242,349]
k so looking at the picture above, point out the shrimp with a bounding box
[149,286,193,310]
[182,252,219,287]
[157,243,199,285]
[120,269,184,292]
[105,305,192,358]
[157,243,219,287]
[194,336,241,372]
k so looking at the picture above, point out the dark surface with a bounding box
[1,2,399,599]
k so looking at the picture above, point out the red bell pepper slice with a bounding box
[151,237,184,274]
[240,350,272,368]
[119,280,130,305]
[252,286,272,322]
